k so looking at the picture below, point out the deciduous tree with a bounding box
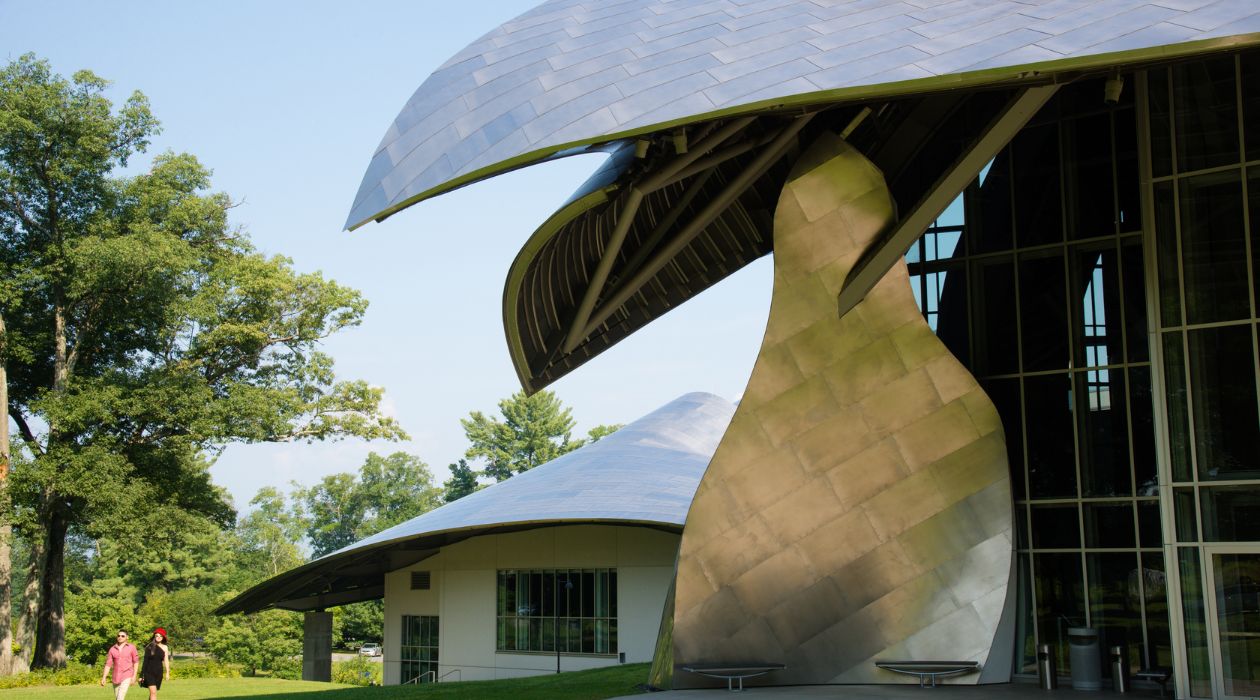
[0,55,404,668]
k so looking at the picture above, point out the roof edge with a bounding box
[346,32,1260,231]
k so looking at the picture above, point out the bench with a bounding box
[681,663,785,691]
[875,660,981,687]
[1134,667,1172,697]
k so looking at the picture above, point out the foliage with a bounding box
[99,508,235,596]
[0,53,404,666]
[462,390,580,481]
[0,661,97,688]
[585,424,622,442]
[334,600,382,646]
[138,587,218,649]
[331,657,381,686]
[62,588,143,665]
[296,452,441,557]
[168,657,240,678]
[233,486,305,587]
[442,458,479,503]
[204,608,302,677]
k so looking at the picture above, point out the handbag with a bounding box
[138,677,149,688]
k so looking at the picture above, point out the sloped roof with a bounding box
[216,392,735,614]
[346,0,1260,229]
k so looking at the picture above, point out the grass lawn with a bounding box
[0,663,651,699]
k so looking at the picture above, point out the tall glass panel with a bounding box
[1035,553,1086,673]
[1187,325,1260,481]
[1087,552,1145,671]
[1173,56,1240,174]
[1178,171,1249,324]
[1064,113,1116,240]
[1013,123,1064,247]
[1212,552,1260,696]
[1181,548,1213,697]
[1020,250,1070,371]
[1025,374,1077,498]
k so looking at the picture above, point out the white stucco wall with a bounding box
[382,524,678,684]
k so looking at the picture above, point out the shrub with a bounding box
[170,657,241,678]
[332,657,382,686]
[0,661,98,689]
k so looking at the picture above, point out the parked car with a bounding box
[359,643,382,657]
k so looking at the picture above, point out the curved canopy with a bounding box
[347,0,1258,393]
[216,392,735,614]
[346,0,1259,230]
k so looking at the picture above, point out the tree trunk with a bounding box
[0,310,12,675]
[31,508,67,669]
[16,538,41,670]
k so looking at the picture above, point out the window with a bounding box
[400,615,438,684]
[496,569,617,654]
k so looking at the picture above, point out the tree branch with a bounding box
[10,411,44,456]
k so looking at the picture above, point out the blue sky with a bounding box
[1,0,771,508]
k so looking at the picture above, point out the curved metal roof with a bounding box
[216,392,735,614]
[346,0,1260,230]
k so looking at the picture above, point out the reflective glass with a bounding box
[1173,56,1240,174]
[1016,554,1038,673]
[932,262,969,365]
[1034,553,1086,673]
[1212,552,1260,696]
[1115,107,1141,233]
[983,378,1025,498]
[1142,552,1172,669]
[970,256,1018,376]
[1129,367,1157,496]
[1120,238,1149,362]
[1013,123,1064,247]
[1138,501,1162,547]
[1179,548,1213,697]
[1187,325,1260,480]
[1175,487,1200,542]
[1025,374,1077,498]
[1245,53,1260,162]
[1071,245,1123,371]
[1020,250,1070,371]
[1179,170,1249,324]
[1250,168,1260,313]
[1153,181,1181,326]
[1084,503,1136,548]
[970,154,1014,254]
[1064,113,1116,239]
[1076,370,1132,497]
[1032,503,1081,548]
[1201,487,1260,541]
[1148,68,1173,178]
[1161,333,1192,482]
[1086,552,1144,671]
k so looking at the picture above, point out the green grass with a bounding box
[0,663,651,699]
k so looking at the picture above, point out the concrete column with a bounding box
[302,611,333,682]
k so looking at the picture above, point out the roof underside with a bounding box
[346,0,1258,392]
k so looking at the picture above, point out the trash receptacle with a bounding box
[1068,627,1102,691]
[1038,643,1058,690]
[1110,645,1129,693]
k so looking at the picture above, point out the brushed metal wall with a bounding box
[659,134,1013,687]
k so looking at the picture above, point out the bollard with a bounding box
[1110,646,1129,693]
[1038,643,1058,690]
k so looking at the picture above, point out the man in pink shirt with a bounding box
[100,630,138,699]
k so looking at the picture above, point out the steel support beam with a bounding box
[836,85,1058,318]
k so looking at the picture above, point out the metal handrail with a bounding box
[403,670,435,685]
[439,668,462,682]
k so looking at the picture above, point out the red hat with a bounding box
[154,628,167,637]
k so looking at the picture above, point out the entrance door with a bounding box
[1204,546,1260,699]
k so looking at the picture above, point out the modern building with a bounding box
[223,2,1260,697]
[217,392,735,684]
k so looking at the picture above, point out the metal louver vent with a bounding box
[410,571,431,590]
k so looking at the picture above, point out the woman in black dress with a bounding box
[139,628,170,699]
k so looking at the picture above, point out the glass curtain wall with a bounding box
[907,75,1168,678]
[496,569,618,655]
[1147,51,1260,698]
[400,615,439,684]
